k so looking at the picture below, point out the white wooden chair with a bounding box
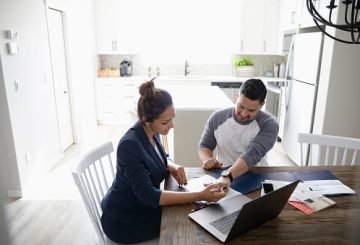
[72,141,116,244]
[298,133,360,166]
[72,141,159,245]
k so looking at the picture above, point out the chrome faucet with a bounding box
[184,60,190,76]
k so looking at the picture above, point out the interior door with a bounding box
[48,8,74,151]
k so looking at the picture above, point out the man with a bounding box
[198,79,279,187]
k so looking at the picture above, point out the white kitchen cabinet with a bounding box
[94,0,139,54]
[94,0,117,54]
[239,0,281,54]
[299,0,328,28]
[279,0,303,31]
[95,78,139,125]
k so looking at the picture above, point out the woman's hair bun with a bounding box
[137,77,173,123]
[139,79,155,99]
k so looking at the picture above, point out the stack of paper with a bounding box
[303,179,356,196]
[261,179,337,214]
[179,174,241,203]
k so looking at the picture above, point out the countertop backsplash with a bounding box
[98,54,286,77]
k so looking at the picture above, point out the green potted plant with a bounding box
[232,57,255,77]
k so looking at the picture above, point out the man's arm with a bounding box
[217,157,249,187]
[199,147,223,169]
[217,113,278,187]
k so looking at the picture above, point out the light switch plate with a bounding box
[7,42,19,55]
[5,30,19,39]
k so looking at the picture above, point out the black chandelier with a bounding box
[306,0,360,44]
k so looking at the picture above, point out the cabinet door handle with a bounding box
[291,11,296,24]
[263,41,266,52]
[112,40,118,52]
[241,41,243,52]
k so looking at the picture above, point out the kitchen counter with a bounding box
[95,75,285,84]
[159,85,234,110]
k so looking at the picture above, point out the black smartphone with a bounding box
[262,183,274,194]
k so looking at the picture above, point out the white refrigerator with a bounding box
[282,31,324,165]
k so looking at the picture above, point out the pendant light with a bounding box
[306,0,360,44]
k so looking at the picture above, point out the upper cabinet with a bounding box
[298,0,328,28]
[94,0,139,54]
[94,0,117,54]
[279,0,303,31]
[239,0,281,54]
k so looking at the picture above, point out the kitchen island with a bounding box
[158,85,234,166]
[94,76,284,126]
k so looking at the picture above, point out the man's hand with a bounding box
[202,157,223,170]
[216,176,231,189]
[167,162,187,185]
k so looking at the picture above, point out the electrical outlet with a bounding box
[24,152,31,164]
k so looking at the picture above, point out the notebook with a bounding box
[188,180,300,243]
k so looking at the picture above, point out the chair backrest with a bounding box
[72,141,115,244]
[298,133,360,166]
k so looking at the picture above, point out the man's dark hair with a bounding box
[239,79,267,103]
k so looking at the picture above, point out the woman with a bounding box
[100,78,226,244]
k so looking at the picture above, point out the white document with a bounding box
[179,174,241,203]
[261,179,336,213]
[291,191,336,212]
[261,179,356,197]
[180,174,217,193]
[304,179,356,196]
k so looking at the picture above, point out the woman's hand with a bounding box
[202,157,223,170]
[167,162,187,185]
[200,183,227,202]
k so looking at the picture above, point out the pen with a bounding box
[209,186,228,193]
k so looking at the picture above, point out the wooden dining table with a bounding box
[160,166,360,244]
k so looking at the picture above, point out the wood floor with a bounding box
[6,199,95,245]
[5,125,126,245]
[4,124,294,244]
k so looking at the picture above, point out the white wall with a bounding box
[0,163,11,245]
[0,0,62,195]
[0,55,21,195]
[0,105,12,243]
[322,40,360,138]
[313,3,360,139]
[0,0,97,196]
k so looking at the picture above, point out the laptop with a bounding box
[188,180,300,243]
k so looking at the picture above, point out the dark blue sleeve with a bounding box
[117,139,162,208]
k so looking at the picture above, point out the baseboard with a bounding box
[8,190,22,198]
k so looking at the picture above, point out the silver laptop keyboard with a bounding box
[210,210,240,234]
